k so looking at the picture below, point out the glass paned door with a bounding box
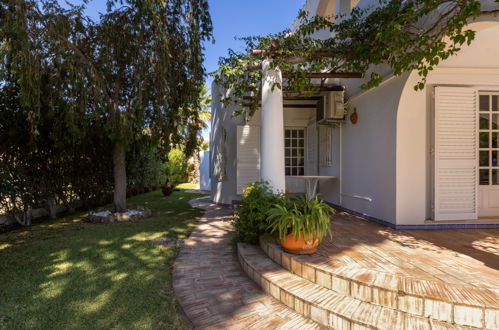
[478,92,499,217]
[284,129,305,176]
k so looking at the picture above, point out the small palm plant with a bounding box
[267,196,334,249]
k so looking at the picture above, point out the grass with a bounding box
[0,184,206,329]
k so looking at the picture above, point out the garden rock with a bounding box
[85,207,152,223]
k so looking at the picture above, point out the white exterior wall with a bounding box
[210,84,246,205]
[199,150,211,191]
[319,74,409,224]
[396,22,499,225]
[210,80,317,203]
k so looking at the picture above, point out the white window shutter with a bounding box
[236,125,261,194]
[306,122,318,175]
[434,87,478,220]
[320,126,333,167]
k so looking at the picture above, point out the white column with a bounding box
[261,59,285,193]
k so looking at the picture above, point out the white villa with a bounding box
[209,0,499,229]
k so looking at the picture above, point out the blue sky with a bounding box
[77,0,304,138]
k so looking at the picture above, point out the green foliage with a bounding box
[267,196,335,242]
[234,182,288,243]
[165,148,187,185]
[0,0,213,212]
[214,0,486,115]
[127,141,166,195]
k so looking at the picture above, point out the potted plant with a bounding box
[267,196,334,254]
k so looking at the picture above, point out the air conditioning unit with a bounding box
[316,91,345,123]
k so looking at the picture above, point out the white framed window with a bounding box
[285,128,305,176]
[479,93,499,185]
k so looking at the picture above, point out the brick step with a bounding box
[238,242,494,329]
[260,237,498,329]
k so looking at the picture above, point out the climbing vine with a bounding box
[214,0,498,115]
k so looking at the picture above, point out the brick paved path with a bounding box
[173,197,321,329]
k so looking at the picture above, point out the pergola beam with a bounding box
[251,50,339,58]
[242,103,317,109]
[283,72,362,79]
[243,95,321,101]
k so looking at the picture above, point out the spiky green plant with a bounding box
[267,196,334,242]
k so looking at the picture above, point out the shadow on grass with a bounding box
[0,189,205,329]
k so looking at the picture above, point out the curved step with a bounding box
[237,243,492,329]
[259,237,499,329]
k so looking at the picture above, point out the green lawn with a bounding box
[0,184,205,329]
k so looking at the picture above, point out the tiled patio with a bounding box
[175,198,498,329]
[308,212,499,292]
[253,212,499,328]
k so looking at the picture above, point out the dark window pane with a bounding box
[480,114,490,129]
[285,149,290,156]
[480,150,489,166]
[480,132,489,148]
[292,168,297,176]
[285,130,290,138]
[299,139,304,148]
[493,169,499,185]
[480,169,489,185]
[493,133,498,148]
[493,95,498,112]
[285,168,291,176]
[493,114,499,129]
[298,130,304,138]
[299,168,304,176]
[480,95,490,111]
[291,130,296,138]
[285,157,291,166]
[292,149,297,157]
[493,151,498,166]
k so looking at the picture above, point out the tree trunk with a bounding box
[113,142,127,212]
[47,198,57,219]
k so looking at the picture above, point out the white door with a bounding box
[478,92,499,217]
[434,87,478,221]
[236,125,260,195]
[284,128,306,193]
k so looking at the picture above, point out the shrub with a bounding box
[127,143,166,195]
[165,148,187,185]
[267,196,334,242]
[233,182,287,243]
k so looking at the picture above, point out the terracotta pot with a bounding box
[280,232,320,255]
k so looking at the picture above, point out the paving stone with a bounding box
[350,281,372,302]
[372,287,397,308]
[173,197,321,329]
[316,269,332,289]
[454,304,483,328]
[332,275,351,295]
[424,298,453,323]
[485,308,499,329]
[398,295,424,316]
